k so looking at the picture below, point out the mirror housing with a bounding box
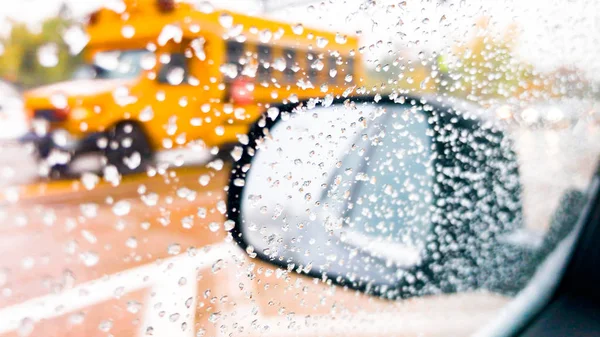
[226,95,581,300]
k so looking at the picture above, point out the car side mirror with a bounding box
[226,95,580,300]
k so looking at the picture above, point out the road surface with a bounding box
[0,122,599,337]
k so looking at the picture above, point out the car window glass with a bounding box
[157,53,189,85]
[93,49,151,79]
[0,1,599,337]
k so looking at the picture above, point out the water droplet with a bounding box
[140,106,154,122]
[259,29,272,43]
[121,25,135,39]
[219,13,233,28]
[50,93,68,109]
[124,152,141,170]
[98,319,113,332]
[224,220,235,231]
[37,43,59,67]
[335,33,347,44]
[237,134,249,145]
[68,312,85,325]
[126,237,138,249]
[168,243,181,255]
[230,146,243,161]
[292,23,304,35]
[199,174,211,186]
[209,222,220,232]
[208,312,221,323]
[81,230,97,244]
[272,57,286,71]
[80,251,99,267]
[81,173,99,190]
[181,216,194,229]
[141,53,156,70]
[127,301,142,314]
[226,24,244,38]
[316,37,329,48]
[322,94,333,107]
[169,313,180,322]
[312,59,324,71]
[103,165,121,186]
[211,259,224,273]
[18,317,34,336]
[190,37,206,61]
[158,24,183,46]
[166,67,185,85]
[112,200,131,216]
[195,1,214,13]
[62,25,89,55]
[216,200,227,214]
[219,63,238,79]
[141,192,159,206]
[207,159,224,171]
[113,286,125,298]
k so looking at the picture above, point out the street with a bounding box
[0,147,229,336]
[0,121,599,337]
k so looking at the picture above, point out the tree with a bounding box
[437,17,540,104]
[0,9,84,88]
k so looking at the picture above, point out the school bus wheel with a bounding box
[105,121,152,175]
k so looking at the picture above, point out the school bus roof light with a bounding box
[87,10,100,25]
[157,0,176,12]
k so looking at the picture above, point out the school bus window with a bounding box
[91,50,152,80]
[307,51,318,83]
[226,40,244,78]
[346,56,355,82]
[157,53,189,85]
[257,45,272,83]
[327,54,338,85]
[283,48,296,84]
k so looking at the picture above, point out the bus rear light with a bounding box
[231,80,254,105]
[55,107,70,120]
[157,0,176,12]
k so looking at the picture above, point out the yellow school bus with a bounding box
[23,0,363,175]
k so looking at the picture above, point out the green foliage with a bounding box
[365,51,438,95]
[438,25,537,103]
[0,16,84,88]
[364,19,545,104]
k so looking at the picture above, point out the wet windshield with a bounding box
[0,0,599,337]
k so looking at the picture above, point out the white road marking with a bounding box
[0,243,235,335]
[155,148,213,167]
[140,252,204,337]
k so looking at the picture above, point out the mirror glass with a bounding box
[239,100,541,297]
